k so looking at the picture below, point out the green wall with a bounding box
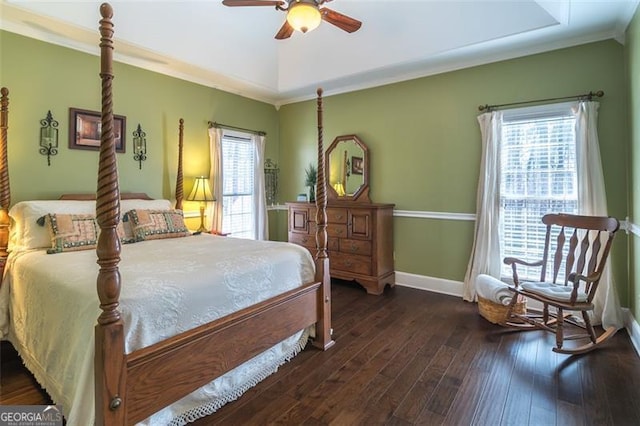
[0,30,283,233]
[626,10,640,320]
[279,39,630,304]
[1,29,634,308]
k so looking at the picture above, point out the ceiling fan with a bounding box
[221,0,362,40]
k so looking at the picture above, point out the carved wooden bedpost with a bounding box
[95,3,126,424]
[175,118,184,210]
[0,88,10,261]
[313,88,334,350]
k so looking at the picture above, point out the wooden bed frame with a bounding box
[0,3,333,424]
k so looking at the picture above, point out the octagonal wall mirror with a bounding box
[325,134,371,203]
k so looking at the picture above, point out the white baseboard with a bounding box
[623,308,640,358]
[395,271,464,297]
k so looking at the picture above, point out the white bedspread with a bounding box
[0,234,315,425]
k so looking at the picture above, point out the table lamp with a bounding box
[187,176,214,233]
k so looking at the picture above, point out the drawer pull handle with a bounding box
[350,244,358,253]
[302,237,308,243]
[336,229,343,235]
[345,259,353,267]
[336,214,343,220]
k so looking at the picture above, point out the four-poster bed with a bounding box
[0,2,333,424]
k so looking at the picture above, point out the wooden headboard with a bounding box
[59,193,154,201]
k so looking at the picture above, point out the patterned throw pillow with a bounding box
[116,220,136,244]
[124,209,189,241]
[41,214,99,254]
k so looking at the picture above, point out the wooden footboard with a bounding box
[125,282,321,423]
[94,3,332,424]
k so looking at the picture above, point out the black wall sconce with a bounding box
[39,110,58,166]
[264,158,279,206]
[132,123,147,169]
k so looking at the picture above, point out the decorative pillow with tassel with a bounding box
[39,213,99,254]
[124,209,189,242]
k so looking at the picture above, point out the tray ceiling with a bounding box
[1,0,637,106]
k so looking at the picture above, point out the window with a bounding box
[221,133,255,239]
[499,104,578,281]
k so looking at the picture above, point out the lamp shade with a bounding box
[187,176,214,202]
[286,2,321,33]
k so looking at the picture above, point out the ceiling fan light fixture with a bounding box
[286,2,321,34]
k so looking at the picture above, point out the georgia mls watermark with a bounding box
[0,405,63,426]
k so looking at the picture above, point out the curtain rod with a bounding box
[478,90,604,112]
[208,121,266,136]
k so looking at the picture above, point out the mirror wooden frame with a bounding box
[325,134,371,203]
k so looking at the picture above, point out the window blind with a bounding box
[221,135,255,239]
[500,112,578,281]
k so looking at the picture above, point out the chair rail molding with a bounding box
[622,218,640,237]
[393,210,475,221]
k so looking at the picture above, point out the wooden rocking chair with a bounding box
[504,213,620,355]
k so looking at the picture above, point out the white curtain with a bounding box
[574,101,623,330]
[253,133,268,240]
[207,127,224,233]
[462,111,503,302]
[207,128,268,240]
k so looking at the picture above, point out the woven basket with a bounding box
[478,295,526,325]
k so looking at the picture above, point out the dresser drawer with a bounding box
[330,253,371,275]
[327,208,348,224]
[289,232,338,251]
[339,239,372,256]
[288,232,316,250]
[327,224,348,239]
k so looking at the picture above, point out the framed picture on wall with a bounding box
[351,156,363,175]
[69,108,126,153]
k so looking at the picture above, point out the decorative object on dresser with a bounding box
[39,110,59,166]
[288,134,395,295]
[187,176,215,233]
[305,163,317,202]
[326,134,370,203]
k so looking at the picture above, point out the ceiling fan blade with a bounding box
[275,20,294,40]
[320,7,362,33]
[222,0,284,7]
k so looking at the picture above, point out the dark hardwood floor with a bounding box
[2,280,640,425]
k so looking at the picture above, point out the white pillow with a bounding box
[120,199,172,212]
[9,200,96,252]
[9,198,173,252]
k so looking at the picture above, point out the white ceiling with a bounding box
[1,0,638,106]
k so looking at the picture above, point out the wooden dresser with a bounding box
[287,201,395,295]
